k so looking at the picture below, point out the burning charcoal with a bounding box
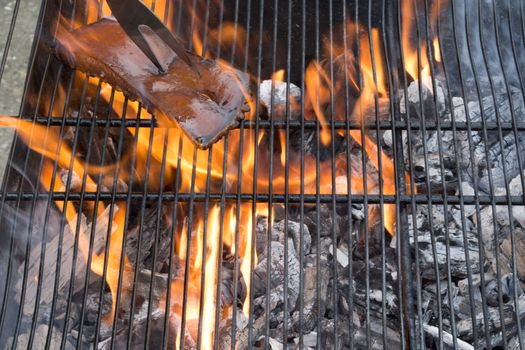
[466,88,525,126]
[457,294,525,340]
[407,205,429,233]
[462,90,525,192]
[400,77,448,118]
[259,79,302,120]
[318,318,351,349]
[220,311,267,350]
[455,182,477,218]
[410,131,457,194]
[10,325,67,350]
[477,132,525,194]
[256,218,311,258]
[59,169,82,191]
[383,130,393,149]
[14,202,113,317]
[485,274,523,307]
[495,173,525,228]
[71,279,113,343]
[293,331,318,348]
[329,244,349,268]
[88,205,120,256]
[477,207,525,279]
[449,207,477,234]
[309,237,334,264]
[451,96,468,122]
[351,311,402,349]
[351,254,399,317]
[118,270,168,323]
[458,273,484,301]
[290,263,330,335]
[477,320,524,349]
[304,204,340,240]
[219,306,248,341]
[265,336,284,349]
[412,226,480,280]
[252,241,300,312]
[99,310,196,350]
[101,176,128,193]
[477,206,498,270]
[94,270,194,349]
[447,284,484,323]
[256,218,269,257]
[500,228,525,282]
[219,264,236,307]
[78,125,119,167]
[126,205,170,271]
[335,202,365,222]
[508,335,523,350]
[15,217,86,322]
[271,219,311,257]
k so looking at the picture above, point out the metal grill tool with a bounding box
[106,0,197,73]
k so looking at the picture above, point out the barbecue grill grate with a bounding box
[0,0,525,349]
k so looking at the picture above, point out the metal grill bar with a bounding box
[13,116,525,132]
[2,192,525,205]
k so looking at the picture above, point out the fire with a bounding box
[199,205,220,349]
[433,37,442,63]
[159,202,261,347]
[305,61,333,146]
[40,159,131,319]
[0,0,438,346]
[401,0,446,88]
[272,69,285,83]
[358,29,387,99]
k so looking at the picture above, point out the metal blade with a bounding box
[106,0,196,73]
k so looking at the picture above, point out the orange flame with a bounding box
[305,61,333,146]
[433,37,441,62]
[0,1,427,346]
[401,0,446,89]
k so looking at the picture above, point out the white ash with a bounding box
[451,96,468,122]
[259,79,301,117]
[424,324,475,350]
[293,331,317,348]
[328,244,348,268]
[266,336,284,350]
[383,130,393,148]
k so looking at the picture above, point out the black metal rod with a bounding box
[1,191,524,205]
[17,115,525,132]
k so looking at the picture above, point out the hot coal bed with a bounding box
[1,0,525,349]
